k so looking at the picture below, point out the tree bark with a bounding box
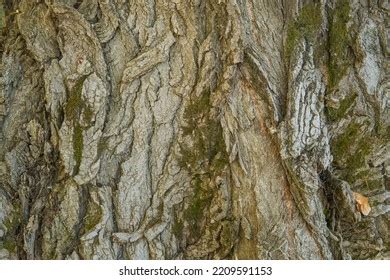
[0,0,388,260]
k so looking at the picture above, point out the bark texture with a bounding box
[0,0,389,259]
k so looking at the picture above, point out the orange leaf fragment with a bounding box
[352,192,371,216]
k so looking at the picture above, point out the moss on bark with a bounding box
[285,3,322,61]
[65,75,91,175]
[328,1,352,88]
[179,90,229,239]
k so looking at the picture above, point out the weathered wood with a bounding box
[0,0,388,260]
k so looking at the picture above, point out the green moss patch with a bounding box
[73,124,83,175]
[179,90,229,173]
[0,4,4,30]
[184,176,214,237]
[328,0,352,88]
[83,199,103,233]
[172,217,184,239]
[65,77,87,121]
[285,3,322,61]
[65,75,92,175]
[1,204,22,254]
[332,123,365,163]
[285,1,352,87]
[219,222,234,253]
[326,91,357,122]
[331,122,374,184]
[375,120,390,143]
[179,90,229,239]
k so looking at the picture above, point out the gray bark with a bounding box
[0,0,389,259]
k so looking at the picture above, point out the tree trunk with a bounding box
[0,0,388,260]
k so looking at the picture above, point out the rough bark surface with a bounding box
[0,0,389,259]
